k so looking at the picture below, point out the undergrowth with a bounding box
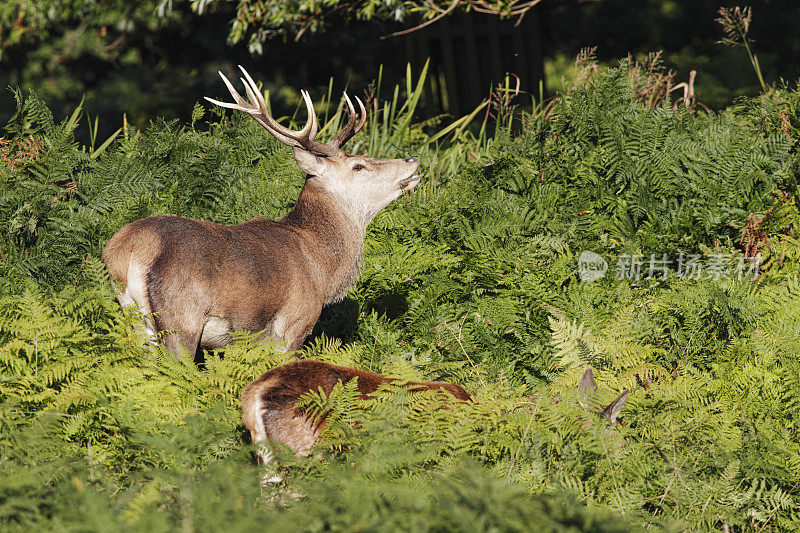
[1,64,799,530]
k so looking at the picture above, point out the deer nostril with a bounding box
[405,157,418,163]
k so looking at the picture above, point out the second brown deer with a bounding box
[241,359,470,483]
[102,67,420,359]
[241,365,624,485]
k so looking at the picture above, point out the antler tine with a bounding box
[206,71,286,139]
[344,92,357,115]
[238,66,267,109]
[237,66,317,143]
[207,66,340,157]
[240,77,263,111]
[204,71,251,111]
[205,73,294,148]
[331,93,367,148]
[354,95,367,135]
[300,90,319,140]
[332,92,358,147]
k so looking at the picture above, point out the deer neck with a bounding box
[282,179,364,303]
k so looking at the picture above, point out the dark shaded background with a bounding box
[1,0,798,141]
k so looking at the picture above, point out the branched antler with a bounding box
[205,66,366,156]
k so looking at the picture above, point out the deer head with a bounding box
[205,66,420,228]
[577,368,629,424]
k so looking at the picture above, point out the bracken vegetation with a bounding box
[1,62,799,531]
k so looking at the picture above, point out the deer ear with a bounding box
[293,147,327,177]
[601,389,629,424]
[577,368,598,409]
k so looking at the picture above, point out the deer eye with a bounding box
[352,164,364,171]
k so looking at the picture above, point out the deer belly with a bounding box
[200,317,233,348]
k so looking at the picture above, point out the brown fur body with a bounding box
[104,69,421,360]
[241,360,470,458]
[103,182,363,359]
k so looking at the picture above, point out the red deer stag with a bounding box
[103,67,420,359]
[241,359,470,482]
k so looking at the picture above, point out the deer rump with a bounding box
[241,360,471,459]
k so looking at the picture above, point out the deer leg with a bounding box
[116,294,158,348]
[283,334,308,353]
[254,407,321,485]
[147,293,205,360]
[278,313,319,353]
[255,445,284,486]
[160,328,202,361]
[114,263,159,348]
[152,309,203,361]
